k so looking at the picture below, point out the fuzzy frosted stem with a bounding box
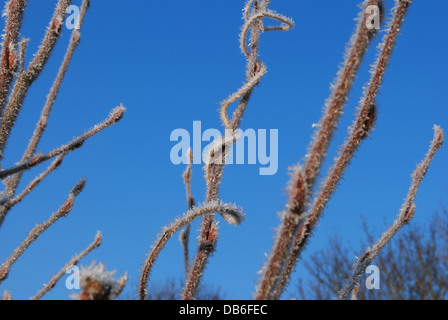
[0,105,125,180]
[31,230,102,300]
[0,0,27,115]
[0,0,71,160]
[0,154,65,225]
[0,178,87,284]
[179,149,195,278]
[338,126,444,300]
[303,0,383,189]
[185,0,294,300]
[112,272,129,300]
[262,0,382,299]
[255,167,307,300]
[6,0,90,197]
[139,202,245,300]
[272,0,412,299]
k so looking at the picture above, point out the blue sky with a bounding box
[0,0,447,300]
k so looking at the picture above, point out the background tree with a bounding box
[294,206,448,300]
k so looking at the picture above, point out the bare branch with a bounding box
[6,0,90,197]
[0,178,87,284]
[0,0,72,159]
[179,149,195,278]
[0,105,125,180]
[273,0,412,299]
[112,272,129,300]
[139,201,245,300]
[0,154,66,226]
[184,1,294,300]
[259,0,383,299]
[0,0,27,115]
[17,38,29,73]
[31,230,102,300]
[338,126,444,300]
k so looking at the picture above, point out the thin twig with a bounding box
[0,0,71,159]
[6,0,90,198]
[184,0,293,300]
[17,38,29,73]
[271,0,412,299]
[179,149,194,278]
[0,105,125,180]
[0,154,66,221]
[31,230,102,300]
[0,0,27,115]
[112,272,129,300]
[338,125,444,300]
[139,201,245,300]
[0,178,87,284]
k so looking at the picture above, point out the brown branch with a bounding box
[0,178,87,284]
[179,149,195,278]
[6,0,90,198]
[255,167,307,299]
[0,0,71,159]
[112,272,129,300]
[0,0,27,115]
[139,202,245,300]
[0,154,65,224]
[184,0,294,300]
[256,0,383,300]
[271,0,412,299]
[31,230,102,300]
[0,105,125,181]
[338,125,444,300]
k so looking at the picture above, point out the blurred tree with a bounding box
[294,207,448,300]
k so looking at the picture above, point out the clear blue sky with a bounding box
[0,0,447,300]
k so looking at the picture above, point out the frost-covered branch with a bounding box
[0,0,72,159]
[185,0,294,300]
[338,125,444,300]
[0,178,87,284]
[139,201,245,300]
[179,149,195,278]
[6,0,90,197]
[270,0,412,299]
[258,0,383,300]
[0,0,27,115]
[31,230,102,300]
[0,105,125,181]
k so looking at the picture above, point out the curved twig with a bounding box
[139,202,245,300]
